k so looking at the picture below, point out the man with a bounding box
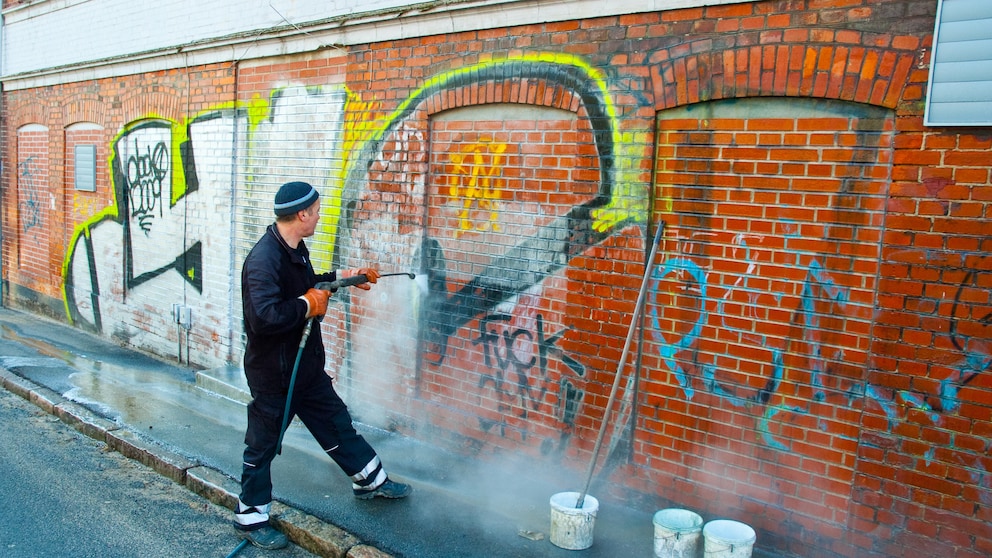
[236,180,411,550]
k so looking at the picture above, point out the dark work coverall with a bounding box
[236,223,385,529]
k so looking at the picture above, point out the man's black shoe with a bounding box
[237,524,288,550]
[354,478,412,500]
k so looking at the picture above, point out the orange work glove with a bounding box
[353,267,379,290]
[299,288,331,318]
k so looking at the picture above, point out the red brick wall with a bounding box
[857,118,992,558]
[414,105,606,453]
[331,2,989,556]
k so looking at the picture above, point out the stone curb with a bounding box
[273,503,362,558]
[54,399,121,439]
[0,367,394,558]
[0,366,35,399]
[105,428,197,486]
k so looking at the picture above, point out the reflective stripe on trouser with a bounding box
[349,455,386,490]
[235,499,270,529]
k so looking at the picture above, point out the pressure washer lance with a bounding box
[275,271,417,454]
[314,271,416,291]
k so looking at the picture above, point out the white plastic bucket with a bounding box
[549,491,599,550]
[653,508,703,558]
[703,519,756,558]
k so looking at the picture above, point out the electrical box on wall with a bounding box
[172,303,192,330]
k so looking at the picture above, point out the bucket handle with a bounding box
[658,532,684,541]
[704,543,736,554]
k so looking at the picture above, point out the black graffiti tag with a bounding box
[476,314,536,376]
[126,139,168,234]
[473,313,586,441]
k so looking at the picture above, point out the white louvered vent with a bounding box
[925,0,992,126]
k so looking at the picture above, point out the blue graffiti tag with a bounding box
[18,157,42,233]
[648,257,706,400]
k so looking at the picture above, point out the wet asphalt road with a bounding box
[0,386,316,558]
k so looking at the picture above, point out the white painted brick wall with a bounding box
[1,0,426,76]
[1,0,744,79]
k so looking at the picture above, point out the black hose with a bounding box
[276,319,313,455]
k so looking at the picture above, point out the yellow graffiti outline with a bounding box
[337,52,647,238]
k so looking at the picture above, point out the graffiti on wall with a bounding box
[18,156,43,233]
[122,134,168,234]
[61,86,350,362]
[647,103,992,461]
[448,139,507,237]
[17,129,51,281]
[473,303,589,447]
[55,54,645,452]
[648,238,862,451]
[640,241,990,474]
[345,55,626,345]
[53,50,992,475]
[63,118,210,332]
[936,263,992,411]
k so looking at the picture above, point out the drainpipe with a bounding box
[227,59,241,365]
[0,12,6,308]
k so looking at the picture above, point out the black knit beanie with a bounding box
[273,181,319,216]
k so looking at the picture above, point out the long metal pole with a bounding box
[576,220,665,508]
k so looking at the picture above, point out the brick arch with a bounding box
[649,33,919,111]
[422,78,581,116]
[10,102,48,129]
[117,87,185,122]
[61,97,106,128]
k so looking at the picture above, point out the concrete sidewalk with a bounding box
[0,307,667,558]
